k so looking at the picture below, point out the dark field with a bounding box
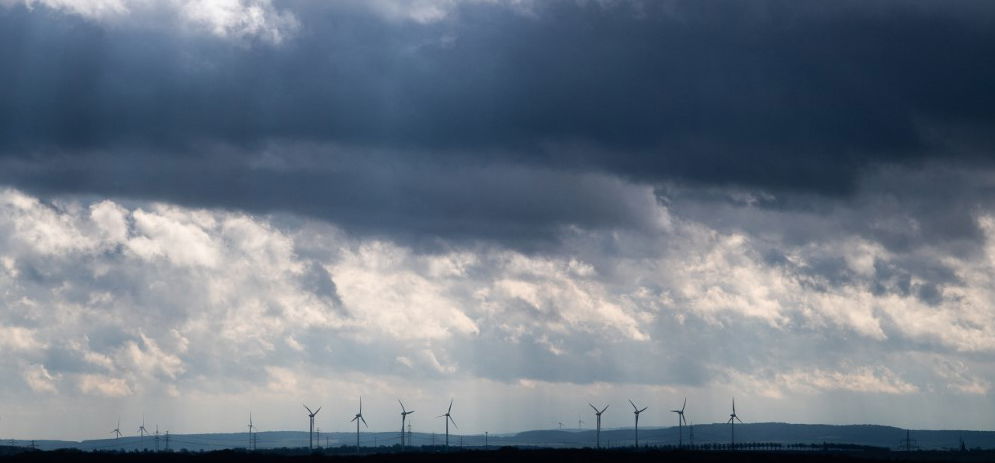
[3,447,995,463]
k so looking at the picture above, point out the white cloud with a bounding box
[77,374,133,397]
[23,364,59,393]
[362,0,536,23]
[2,0,298,44]
[0,325,45,351]
[1,187,995,434]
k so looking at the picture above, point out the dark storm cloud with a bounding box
[2,0,995,239]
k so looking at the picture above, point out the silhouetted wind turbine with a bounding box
[437,399,458,448]
[727,398,743,449]
[137,416,148,449]
[399,401,414,449]
[671,398,687,448]
[350,397,368,450]
[629,400,647,448]
[112,418,122,439]
[248,412,255,450]
[303,404,321,450]
[589,403,609,449]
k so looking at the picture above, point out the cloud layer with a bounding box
[2,0,995,439]
[1,181,994,437]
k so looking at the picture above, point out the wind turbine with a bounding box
[399,401,414,449]
[350,397,368,450]
[248,412,255,450]
[436,399,457,448]
[303,404,321,450]
[671,398,687,448]
[629,400,647,448]
[137,416,148,449]
[727,398,743,449]
[112,418,122,439]
[588,403,609,449]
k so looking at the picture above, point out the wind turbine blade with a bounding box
[448,399,453,414]
[601,405,609,413]
[732,398,736,414]
[736,416,744,423]
[639,407,648,413]
[437,415,446,418]
[304,404,313,414]
[589,403,598,412]
[682,397,687,413]
[361,416,368,428]
[449,416,458,429]
[399,400,406,412]
[629,399,637,411]
[314,407,322,415]
[351,416,358,422]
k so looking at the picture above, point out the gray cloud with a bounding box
[1,0,995,248]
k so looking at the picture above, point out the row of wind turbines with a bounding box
[588,397,741,449]
[291,396,745,451]
[109,396,745,451]
[301,398,456,450]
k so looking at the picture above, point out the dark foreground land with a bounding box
[3,447,995,463]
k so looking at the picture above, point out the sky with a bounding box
[1,0,995,441]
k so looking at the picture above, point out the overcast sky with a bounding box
[1,0,995,441]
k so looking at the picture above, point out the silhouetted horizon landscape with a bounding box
[3,423,994,453]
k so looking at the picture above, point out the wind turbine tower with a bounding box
[727,398,743,449]
[137,417,148,450]
[350,397,368,450]
[437,400,458,448]
[671,398,687,448]
[303,404,321,450]
[399,401,414,449]
[589,403,609,449]
[248,412,255,450]
[689,420,695,447]
[629,400,647,448]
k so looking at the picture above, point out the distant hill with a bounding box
[3,423,992,452]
